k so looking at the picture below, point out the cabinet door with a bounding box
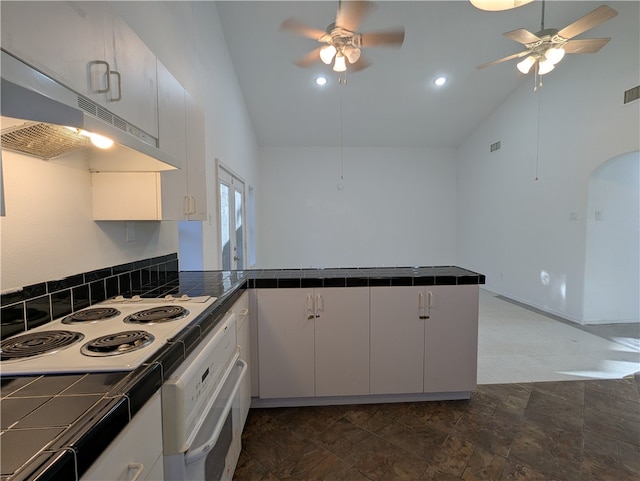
[234,292,251,428]
[315,287,369,397]
[370,287,425,394]
[185,91,207,221]
[1,1,106,103]
[157,61,187,164]
[424,285,479,393]
[102,10,159,138]
[257,289,315,399]
[81,391,163,481]
[158,61,188,221]
[92,172,162,221]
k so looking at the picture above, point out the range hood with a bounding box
[0,49,179,171]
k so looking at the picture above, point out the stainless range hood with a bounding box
[0,49,179,171]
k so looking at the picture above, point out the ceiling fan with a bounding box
[280,0,405,73]
[477,2,618,76]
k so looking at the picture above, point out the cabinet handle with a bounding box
[183,195,190,215]
[418,292,425,309]
[239,308,249,316]
[88,60,111,94]
[189,196,196,214]
[305,293,314,319]
[315,292,323,318]
[427,291,433,308]
[109,70,122,101]
[128,463,144,481]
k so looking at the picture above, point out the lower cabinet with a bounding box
[256,287,369,399]
[255,285,478,402]
[81,391,163,481]
[370,285,478,395]
[233,291,251,428]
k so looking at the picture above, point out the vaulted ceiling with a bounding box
[216,1,634,148]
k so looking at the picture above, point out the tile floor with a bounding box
[233,290,640,481]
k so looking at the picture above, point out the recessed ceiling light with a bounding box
[434,76,447,87]
[315,76,328,86]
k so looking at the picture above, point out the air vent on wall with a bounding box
[490,141,501,152]
[624,85,640,104]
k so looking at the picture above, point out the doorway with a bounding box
[219,166,245,270]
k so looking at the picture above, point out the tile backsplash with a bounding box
[1,254,179,339]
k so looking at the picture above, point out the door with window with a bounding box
[219,167,245,270]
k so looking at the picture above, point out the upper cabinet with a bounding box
[159,64,207,222]
[101,12,159,138]
[1,1,107,102]
[1,2,158,138]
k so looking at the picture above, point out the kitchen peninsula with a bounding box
[0,261,484,480]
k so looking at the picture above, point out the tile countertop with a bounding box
[0,266,484,481]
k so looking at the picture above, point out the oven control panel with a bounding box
[162,311,237,455]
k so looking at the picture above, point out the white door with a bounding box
[219,167,245,270]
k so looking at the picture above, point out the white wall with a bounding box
[456,1,640,323]
[256,146,457,268]
[0,151,178,290]
[0,2,258,291]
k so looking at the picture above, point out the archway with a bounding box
[583,151,639,324]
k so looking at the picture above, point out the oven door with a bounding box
[164,355,247,481]
[184,357,247,480]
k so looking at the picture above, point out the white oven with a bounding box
[162,310,247,481]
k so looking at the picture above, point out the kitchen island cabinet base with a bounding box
[250,391,472,409]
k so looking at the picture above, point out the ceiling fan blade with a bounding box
[336,0,374,32]
[347,54,371,72]
[294,47,322,68]
[280,18,326,40]
[476,50,530,69]
[503,28,541,45]
[563,37,611,54]
[360,28,405,48]
[557,5,618,40]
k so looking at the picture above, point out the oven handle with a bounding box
[183,359,248,465]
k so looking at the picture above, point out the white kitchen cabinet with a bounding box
[183,92,207,221]
[157,60,186,166]
[370,285,478,395]
[314,287,369,397]
[1,2,158,138]
[160,86,207,221]
[424,285,478,393]
[256,288,315,399]
[1,1,107,105]
[233,291,251,428]
[81,391,163,481]
[102,11,159,138]
[256,287,369,399]
[92,172,162,221]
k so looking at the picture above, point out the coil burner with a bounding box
[81,330,154,357]
[62,307,121,324]
[124,306,189,325]
[0,330,85,361]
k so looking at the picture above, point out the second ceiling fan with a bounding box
[477,2,618,76]
[280,0,405,73]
